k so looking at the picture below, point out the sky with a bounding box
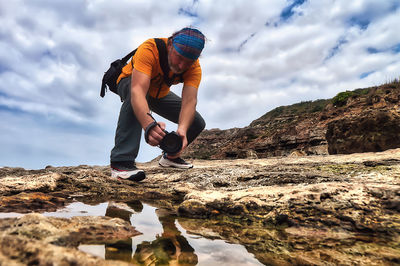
[1,0,400,169]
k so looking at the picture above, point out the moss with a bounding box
[315,163,393,176]
[316,164,360,175]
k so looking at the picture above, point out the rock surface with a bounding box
[0,148,399,265]
[0,213,138,265]
[183,82,400,159]
[326,109,400,154]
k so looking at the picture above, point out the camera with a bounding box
[144,113,183,155]
[160,131,182,155]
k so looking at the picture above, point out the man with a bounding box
[110,27,206,182]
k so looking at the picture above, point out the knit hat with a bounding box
[172,27,205,60]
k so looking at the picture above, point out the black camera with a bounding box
[160,131,182,155]
[144,117,183,155]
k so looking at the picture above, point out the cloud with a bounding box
[196,0,400,128]
[0,0,399,168]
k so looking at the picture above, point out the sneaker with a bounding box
[110,161,146,182]
[159,154,193,169]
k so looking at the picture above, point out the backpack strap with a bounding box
[122,49,138,64]
[154,38,184,87]
[154,38,173,87]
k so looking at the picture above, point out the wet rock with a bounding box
[0,148,399,265]
[4,213,140,245]
[178,199,211,218]
[0,213,139,265]
[0,234,131,266]
[0,192,66,213]
[383,199,400,212]
[274,214,292,226]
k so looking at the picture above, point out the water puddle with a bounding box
[0,201,263,265]
[0,201,109,219]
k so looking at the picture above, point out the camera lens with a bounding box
[160,132,182,154]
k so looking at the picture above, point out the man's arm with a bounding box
[130,69,166,145]
[171,85,198,158]
[178,85,198,133]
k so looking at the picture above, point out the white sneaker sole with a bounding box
[158,158,193,169]
[111,169,146,181]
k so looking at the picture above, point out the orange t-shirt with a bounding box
[117,38,202,98]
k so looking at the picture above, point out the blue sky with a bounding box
[1,0,400,169]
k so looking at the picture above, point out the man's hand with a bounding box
[166,128,188,159]
[146,122,166,146]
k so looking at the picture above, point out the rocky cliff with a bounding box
[0,149,399,265]
[183,81,400,159]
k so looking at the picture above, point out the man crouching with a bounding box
[110,27,206,181]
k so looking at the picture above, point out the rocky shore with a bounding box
[0,148,399,265]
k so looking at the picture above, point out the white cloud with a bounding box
[0,0,399,168]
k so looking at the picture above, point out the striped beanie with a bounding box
[172,27,205,60]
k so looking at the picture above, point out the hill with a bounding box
[183,81,400,159]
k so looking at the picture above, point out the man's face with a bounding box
[167,43,196,74]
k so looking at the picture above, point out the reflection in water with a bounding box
[104,201,198,265]
[104,200,140,262]
[0,200,261,265]
[134,209,198,265]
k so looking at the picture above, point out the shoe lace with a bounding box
[171,157,188,164]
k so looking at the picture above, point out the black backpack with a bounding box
[100,38,182,98]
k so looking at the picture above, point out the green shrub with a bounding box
[311,104,324,112]
[332,91,354,107]
[353,88,370,96]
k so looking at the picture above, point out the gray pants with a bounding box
[110,77,206,163]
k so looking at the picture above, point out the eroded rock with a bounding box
[183,83,400,159]
[0,192,66,213]
[0,213,139,265]
[326,110,400,154]
[0,148,399,264]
